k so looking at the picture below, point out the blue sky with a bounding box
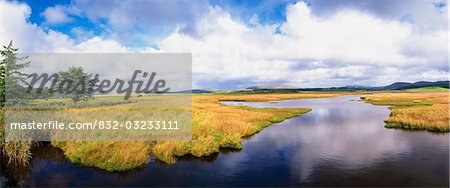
[17,0,297,48]
[1,0,448,88]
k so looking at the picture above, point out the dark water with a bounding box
[2,95,449,187]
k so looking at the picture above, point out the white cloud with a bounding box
[57,37,130,53]
[61,0,210,45]
[0,1,130,53]
[70,27,96,42]
[1,1,74,52]
[154,2,447,87]
[308,0,448,32]
[1,1,448,88]
[281,3,421,65]
[41,5,73,25]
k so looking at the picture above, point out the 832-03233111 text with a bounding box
[9,120,180,130]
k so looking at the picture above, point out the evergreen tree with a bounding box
[0,41,30,106]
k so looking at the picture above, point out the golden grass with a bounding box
[0,109,33,166]
[363,92,449,132]
[52,141,150,171]
[50,92,349,170]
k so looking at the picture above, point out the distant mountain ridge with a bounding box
[187,80,449,93]
[375,81,449,90]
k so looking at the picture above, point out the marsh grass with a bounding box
[2,141,33,166]
[52,92,348,170]
[0,109,34,166]
[2,92,351,171]
[363,92,449,132]
[26,96,136,108]
[51,141,151,171]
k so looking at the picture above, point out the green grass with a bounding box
[27,96,136,108]
[405,87,449,92]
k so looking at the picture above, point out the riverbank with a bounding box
[52,92,351,171]
[2,92,360,171]
[362,92,449,132]
[3,94,449,187]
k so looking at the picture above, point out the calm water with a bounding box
[2,95,449,187]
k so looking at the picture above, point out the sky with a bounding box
[1,0,448,89]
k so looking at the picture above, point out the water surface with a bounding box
[2,95,449,186]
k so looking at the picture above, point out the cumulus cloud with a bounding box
[1,1,73,52]
[70,27,96,42]
[154,2,447,87]
[56,37,130,53]
[308,0,448,31]
[0,1,130,53]
[1,0,448,88]
[60,0,210,46]
[41,5,74,25]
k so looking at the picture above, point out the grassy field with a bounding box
[3,91,448,171]
[48,92,344,171]
[362,92,449,132]
[15,91,441,171]
[405,87,449,92]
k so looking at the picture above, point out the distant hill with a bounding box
[173,89,213,93]
[378,82,412,90]
[246,85,296,90]
[171,81,449,94]
[376,81,449,90]
[227,81,450,93]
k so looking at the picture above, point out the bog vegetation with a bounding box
[363,92,449,132]
[51,93,343,171]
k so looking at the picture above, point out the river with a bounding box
[2,95,448,186]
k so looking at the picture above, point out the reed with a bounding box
[2,92,353,171]
[0,110,33,166]
[363,92,449,132]
[52,92,346,170]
